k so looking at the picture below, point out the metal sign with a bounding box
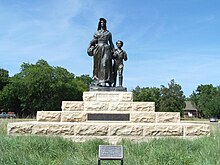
[98,145,123,165]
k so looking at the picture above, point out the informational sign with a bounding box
[98,145,124,165]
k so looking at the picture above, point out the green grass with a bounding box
[0,119,220,165]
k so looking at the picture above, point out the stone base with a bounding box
[7,121,210,144]
[7,91,210,143]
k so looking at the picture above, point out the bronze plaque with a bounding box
[88,113,130,121]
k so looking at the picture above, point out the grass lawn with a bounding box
[0,119,220,165]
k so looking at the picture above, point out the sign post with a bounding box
[98,145,123,165]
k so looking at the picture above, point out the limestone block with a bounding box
[132,102,155,112]
[83,92,97,101]
[84,102,109,111]
[61,112,87,122]
[121,92,133,102]
[131,112,156,123]
[62,101,84,111]
[144,125,183,136]
[109,102,133,111]
[109,125,143,136]
[184,124,210,136]
[32,123,74,135]
[83,92,133,102]
[8,122,34,135]
[156,112,180,123]
[74,124,109,136]
[96,92,121,102]
[37,111,61,122]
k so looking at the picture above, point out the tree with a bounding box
[132,86,160,111]
[0,59,91,117]
[75,74,93,91]
[0,68,10,111]
[0,68,9,91]
[159,79,185,115]
[189,84,220,118]
[0,76,22,115]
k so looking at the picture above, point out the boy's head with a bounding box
[116,40,123,48]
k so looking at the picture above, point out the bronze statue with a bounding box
[112,40,127,87]
[87,18,114,87]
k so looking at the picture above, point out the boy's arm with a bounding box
[124,51,128,61]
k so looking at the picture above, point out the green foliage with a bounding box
[190,84,220,118]
[0,60,91,117]
[132,86,160,111]
[0,68,9,91]
[159,79,185,115]
[133,80,185,114]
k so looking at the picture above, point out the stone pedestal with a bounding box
[8,91,210,143]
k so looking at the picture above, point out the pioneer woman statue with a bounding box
[87,18,115,87]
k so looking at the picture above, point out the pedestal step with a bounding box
[62,101,155,112]
[7,122,210,143]
[83,91,133,102]
[37,111,180,123]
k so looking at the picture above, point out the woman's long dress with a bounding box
[92,30,114,85]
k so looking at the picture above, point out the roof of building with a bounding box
[184,101,197,111]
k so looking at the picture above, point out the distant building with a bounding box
[184,101,198,118]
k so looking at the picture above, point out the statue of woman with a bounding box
[87,18,114,87]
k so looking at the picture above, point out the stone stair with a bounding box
[7,91,210,143]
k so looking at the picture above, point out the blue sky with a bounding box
[1,0,220,96]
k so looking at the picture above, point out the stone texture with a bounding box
[131,112,156,123]
[83,92,133,102]
[184,124,210,136]
[8,122,34,135]
[84,102,109,111]
[83,92,96,101]
[132,102,155,112]
[8,122,210,142]
[62,101,84,111]
[74,124,109,136]
[121,92,133,102]
[109,102,133,111]
[37,111,61,122]
[8,122,75,135]
[61,112,87,122]
[32,123,74,135]
[156,112,180,123]
[109,125,143,136]
[144,125,183,136]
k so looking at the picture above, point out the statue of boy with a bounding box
[112,40,128,87]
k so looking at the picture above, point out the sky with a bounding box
[0,0,220,97]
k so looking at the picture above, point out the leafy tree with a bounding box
[0,68,10,112]
[76,74,93,87]
[0,59,90,117]
[132,86,160,111]
[0,76,22,115]
[0,68,9,91]
[159,79,185,115]
[189,84,220,118]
